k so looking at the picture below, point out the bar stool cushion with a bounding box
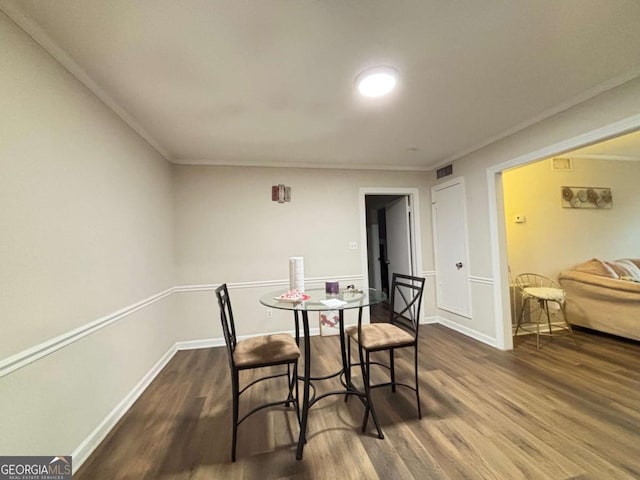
[233,333,300,368]
[346,323,414,350]
[523,287,565,302]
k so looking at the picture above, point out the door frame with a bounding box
[359,187,423,293]
[488,113,640,350]
[431,176,472,318]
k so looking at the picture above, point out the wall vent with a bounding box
[436,164,453,179]
[551,157,572,171]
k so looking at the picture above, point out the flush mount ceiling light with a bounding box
[355,66,399,97]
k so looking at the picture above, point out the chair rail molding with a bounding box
[0,287,174,378]
[173,274,363,293]
[1,275,363,378]
[469,275,494,285]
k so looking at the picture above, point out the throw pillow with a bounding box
[606,261,629,279]
[612,259,640,282]
[574,258,618,278]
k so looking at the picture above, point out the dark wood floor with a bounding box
[76,317,640,479]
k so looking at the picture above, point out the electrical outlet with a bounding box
[349,241,358,250]
[266,309,273,319]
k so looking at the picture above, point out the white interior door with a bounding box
[432,179,471,317]
[386,196,412,279]
[367,224,382,290]
[386,196,413,313]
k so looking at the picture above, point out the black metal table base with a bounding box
[294,309,383,460]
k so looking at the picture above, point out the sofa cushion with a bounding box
[573,258,618,279]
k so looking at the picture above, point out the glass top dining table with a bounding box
[259,286,388,460]
[259,287,387,312]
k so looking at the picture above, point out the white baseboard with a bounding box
[72,343,178,472]
[175,338,225,350]
[421,316,439,324]
[73,326,323,471]
[434,316,499,348]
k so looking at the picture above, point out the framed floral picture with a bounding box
[561,186,612,209]
[319,311,340,336]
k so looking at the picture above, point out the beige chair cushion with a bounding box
[347,323,415,350]
[524,286,565,302]
[233,333,300,368]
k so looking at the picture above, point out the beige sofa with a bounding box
[558,258,640,341]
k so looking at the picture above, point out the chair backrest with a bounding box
[215,284,237,369]
[515,273,561,290]
[389,273,425,336]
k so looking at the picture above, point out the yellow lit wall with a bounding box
[503,157,640,281]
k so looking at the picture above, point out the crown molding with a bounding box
[172,157,435,172]
[570,153,640,162]
[439,67,640,167]
[0,0,172,161]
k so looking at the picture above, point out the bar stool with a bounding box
[514,273,574,349]
[215,284,301,461]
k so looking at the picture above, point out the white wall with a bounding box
[172,165,434,340]
[504,157,640,280]
[0,11,175,459]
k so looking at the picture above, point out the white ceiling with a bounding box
[4,0,640,170]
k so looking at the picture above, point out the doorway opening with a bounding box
[488,115,640,350]
[365,195,412,296]
[359,188,423,321]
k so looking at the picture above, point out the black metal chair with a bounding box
[215,283,301,461]
[346,273,426,431]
